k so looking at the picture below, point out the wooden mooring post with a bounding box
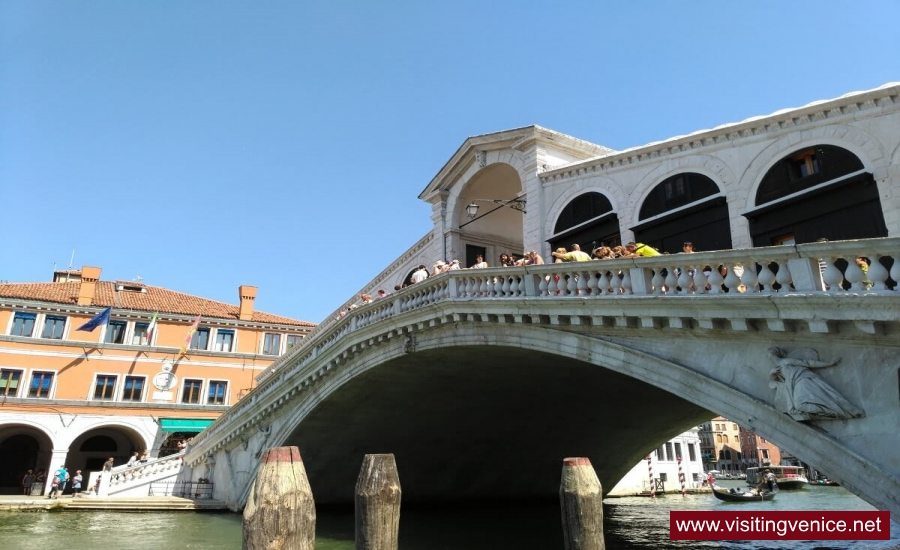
[559,457,605,550]
[243,446,316,550]
[355,453,402,550]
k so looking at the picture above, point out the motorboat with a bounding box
[711,484,777,502]
[746,466,808,489]
[810,474,840,486]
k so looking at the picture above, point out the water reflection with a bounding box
[0,484,896,549]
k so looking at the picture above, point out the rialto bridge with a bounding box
[184,239,900,519]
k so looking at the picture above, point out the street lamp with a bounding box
[460,197,527,227]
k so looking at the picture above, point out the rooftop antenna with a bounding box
[68,249,76,271]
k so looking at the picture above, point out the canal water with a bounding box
[1,483,896,549]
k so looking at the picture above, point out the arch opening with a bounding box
[747,145,886,246]
[0,424,54,494]
[282,346,711,505]
[633,173,731,253]
[67,426,145,479]
[549,192,621,253]
[456,164,524,266]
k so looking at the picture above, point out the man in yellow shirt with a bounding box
[551,244,592,262]
[626,241,661,257]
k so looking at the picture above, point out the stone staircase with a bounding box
[64,496,227,511]
[99,451,187,497]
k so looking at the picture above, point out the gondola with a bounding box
[711,484,777,502]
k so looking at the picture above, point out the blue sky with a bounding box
[2,2,898,324]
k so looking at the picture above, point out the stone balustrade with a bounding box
[192,238,900,454]
[106,451,186,494]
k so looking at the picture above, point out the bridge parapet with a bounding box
[190,238,900,458]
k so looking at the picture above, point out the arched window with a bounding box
[756,145,864,205]
[639,173,720,220]
[746,144,885,246]
[633,173,730,253]
[554,192,613,234]
[550,192,620,252]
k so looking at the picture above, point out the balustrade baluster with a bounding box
[587,271,599,296]
[677,266,692,295]
[547,273,558,295]
[567,272,578,296]
[757,261,776,293]
[465,278,475,297]
[741,263,759,293]
[502,277,512,297]
[775,260,794,292]
[538,274,549,296]
[664,267,678,295]
[844,258,865,291]
[723,265,742,293]
[707,266,724,294]
[577,271,589,295]
[692,269,708,295]
[477,277,487,296]
[597,272,610,295]
[510,277,520,296]
[823,259,844,292]
[621,270,633,295]
[867,256,889,291]
[651,269,664,295]
[609,271,623,295]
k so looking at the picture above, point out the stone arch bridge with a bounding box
[185,239,900,519]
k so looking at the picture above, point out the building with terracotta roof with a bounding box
[0,266,314,495]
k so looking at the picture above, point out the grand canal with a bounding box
[1,483,897,549]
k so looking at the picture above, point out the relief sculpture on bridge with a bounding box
[767,347,865,421]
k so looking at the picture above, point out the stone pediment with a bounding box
[418,125,613,203]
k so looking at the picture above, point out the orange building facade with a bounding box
[739,426,782,470]
[0,266,314,494]
[697,416,743,473]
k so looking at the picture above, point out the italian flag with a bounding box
[146,312,159,344]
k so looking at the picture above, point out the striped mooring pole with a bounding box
[646,455,655,498]
[678,456,686,497]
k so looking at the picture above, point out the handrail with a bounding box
[189,237,900,451]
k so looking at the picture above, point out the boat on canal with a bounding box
[711,484,778,502]
[810,474,840,486]
[746,466,808,489]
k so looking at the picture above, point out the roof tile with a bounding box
[0,281,315,328]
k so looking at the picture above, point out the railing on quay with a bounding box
[188,237,900,452]
[149,480,214,499]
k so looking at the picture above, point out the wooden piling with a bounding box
[560,457,605,550]
[243,446,316,550]
[355,453,401,550]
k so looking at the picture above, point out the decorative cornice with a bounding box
[540,83,900,183]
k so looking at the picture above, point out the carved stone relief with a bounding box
[766,347,865,421]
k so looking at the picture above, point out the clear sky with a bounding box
[2,2,898,324]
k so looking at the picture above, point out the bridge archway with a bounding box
[0,424,54,493]
[262,324,895,515]
[453,163,524,264]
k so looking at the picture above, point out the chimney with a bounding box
[239,285,257,321]
[77,266,102,306]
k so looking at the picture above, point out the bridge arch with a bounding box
[448,162,526,266]
[253,323,896,516]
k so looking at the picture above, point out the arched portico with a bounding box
[0,423,55,494]
[450,163,525,266]
[64,423,149,481]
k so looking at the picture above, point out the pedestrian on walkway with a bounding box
[71,470,83,497]
[21,470,35,495]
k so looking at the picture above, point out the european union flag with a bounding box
[76,306,112,332]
